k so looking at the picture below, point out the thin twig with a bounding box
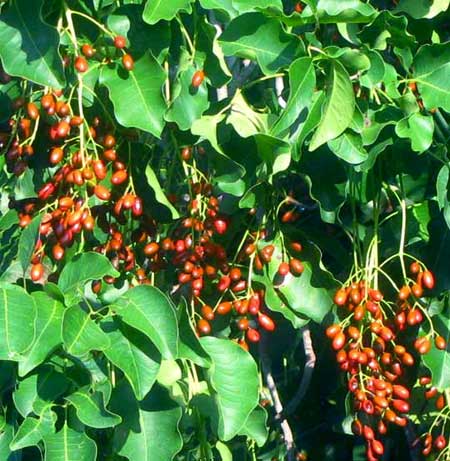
[404,421,421,461]
[285,326,316,415]
[259,334,296,461]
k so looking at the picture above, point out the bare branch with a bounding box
[259,334,297,461]
[285,326,316,415]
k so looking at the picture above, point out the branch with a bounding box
[285,326,316,415]
[404,421,421,461]
[259,334,297,461]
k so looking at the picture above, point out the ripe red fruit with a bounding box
[192,70,205,88]
[56,120,71,138]
[26,102,39,120]
[111,170,128,185]
[334,289,347,306]
[93,160,107,180]
[258,313,275,332]
[278,262,290,276]
[294,2,303,13]
[52,244,65,261]
[435,335,447,350]
[332,332,346,351]
[289,258,304,275]
[30,263,44,282]
[114,35,127,49]
[122,53,134,71]
[74,56,88,73]
[197,319,211,335]
[422,270,435,289]
[326,324,341,339]
[371,440,384,456]
[393,384,410,400]
[237,318,249,331]
[81,44,95,58]
[414,336,431,354]
[410,261,421,274]
[94,184,111,201]
[49,147,64,164]
[201,305,214,321]
[216,301,232,315]
[435,435,447,451]
[213,218,227,235]
[180,147,191,161]
[246,328,260,343]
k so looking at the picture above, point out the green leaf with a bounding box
[13,367,69,417]
[309,60,355,151]
[144,162,179,219]
[108,5,171,62]
[177,300,211,368]
[143,0,193,24]
[165,65,210,131]
[200,337,259,440]
[271,57,316,137]
[10,406,56,450]
[422,309,450,390]
[18,291,64,377]
[62,305,110,357]
[328,131,368,164]
[238,406,268,447]
[0,425,20,461]
[414,43,450,113]
[112,382,183,461]
[58,252,119,305]
[102,319,161,401]
[43,424,97,461]
[219,13,304,75]
[199,0,237,18]
[262,239,335,323]
[0,284,35,360]
[395,0,450,19]
[276,0,376,26]
[112,285,178,360]
[254,134,291,179]
[0,0,65,88]
[0,210,18,233]
[66,388,121,428]
[18,214,41,274]
[196,17,231,88]
[291,90,325,160]
[395,113,434,153]
[436,164,450,229]
[233,0,283,12]
[100,54,166,138]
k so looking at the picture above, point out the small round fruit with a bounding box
[81,44,95,58]
[30,263,44,281]
[74,56,88,73]
[246,328,260,343]
[122,53,134,71]
[114,35,127,49]
[289,258,304,275]
[94,184,111,201]
[422,270,435,290]
[278,262,290,276]
[192,70,205,88]
[258,313,275,332]
[435,335,447,350]
[197,319,211,335]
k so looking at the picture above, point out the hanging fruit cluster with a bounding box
[327,260,446,461]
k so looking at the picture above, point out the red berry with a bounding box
[74,56,88,73]
[122,54,134,71]
[278,262,290,276]
[213,218,227,235]
[422,270,435,289]
[258,313,275,332]
[114,35,127,49]
[192,70,205,88]
[246,328,260,343]
[81,44,95,58]
[30,263,44,282]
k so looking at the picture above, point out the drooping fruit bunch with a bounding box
[326,260,444,460]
